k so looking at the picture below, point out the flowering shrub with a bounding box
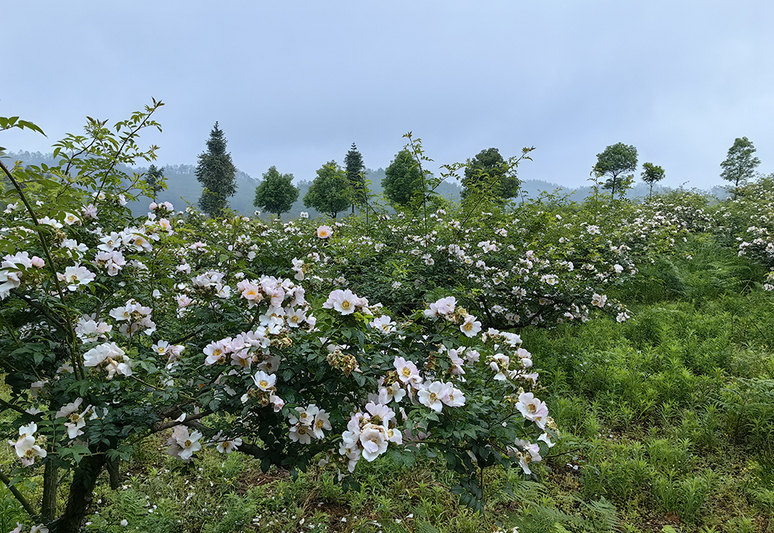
[0,108,557,531]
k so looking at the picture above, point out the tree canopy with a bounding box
[593,143,638,199]
[382,149,423,207]
[196,122,237,217]
[640,162,665,198]
[253,166,299,219]
[303,161,351,218]
[461,148,520,202]
[720,136,760,194]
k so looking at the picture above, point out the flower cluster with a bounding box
[8,423,47,467]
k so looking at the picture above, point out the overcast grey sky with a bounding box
[3,1,773,190]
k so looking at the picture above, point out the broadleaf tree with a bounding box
[196,122,237,217]
[344,142,366,214]
[253,166,299,219]
[720,136,760,197]
[593,143,638,200]
[382,149,423,207]
[303,161,351,218]
[461,148,520,202]
[640,162,665,199]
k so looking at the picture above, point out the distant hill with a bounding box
[3,151,728,218]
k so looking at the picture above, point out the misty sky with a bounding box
[2,1,773,191]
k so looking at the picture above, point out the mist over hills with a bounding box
[4,151,729,219]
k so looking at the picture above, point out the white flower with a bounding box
[216,438,243,454]
[57,264,96,291]
[8,423,47,466]
[369,315,396,334]
[393,356,422,387]
[252,370,276,391]
[83,342,125,367]
[311,410,332,440]
[417,381,448,412]
[359,425,388,461]
[316,225,333,239]
[591,293,607,308]
[168,426,203,460]
[288,423,313,444]
[323,289,360,315]
[459,314,482,337]
[516,392,549,429]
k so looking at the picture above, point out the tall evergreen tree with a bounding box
[253,166,299,219]
[196,122,237,217]
[145,164,165,199]
[303,161,351,218]
[344,142,366,214]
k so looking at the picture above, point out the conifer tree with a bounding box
[344,143,366,214]
[196,122,237,217]
[145,164,165,200]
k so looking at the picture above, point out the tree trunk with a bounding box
[48,454,106,533]
[41,460,58,520]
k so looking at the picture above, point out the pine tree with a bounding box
[196,122,237,217]
[344,143,366,214]
[145,164,165,199]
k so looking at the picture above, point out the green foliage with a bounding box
[344,143,367,212]
[253,166,299,219]
[720,136,760,193]
[382,149,423,207]
[196,122,237,217]
[640,162,665,198]
[461,147,521,203]
[4,109,774,533]
[303,161,351,218]
[145,163,166,199]
[593,143,638,200]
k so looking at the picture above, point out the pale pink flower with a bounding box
[359,425,388,461]
[516,392,549,429]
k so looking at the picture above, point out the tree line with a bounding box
[147,123,766,218]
